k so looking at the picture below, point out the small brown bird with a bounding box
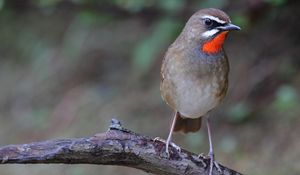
[160,8,240,174]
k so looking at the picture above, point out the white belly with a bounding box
[176,77,220,118]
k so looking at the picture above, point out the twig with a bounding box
[0,119,242,175]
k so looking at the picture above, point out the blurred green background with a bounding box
[0,0,300,175]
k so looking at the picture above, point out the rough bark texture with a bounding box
[0,119,242,175]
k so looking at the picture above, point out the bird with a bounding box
[160,8,240,175]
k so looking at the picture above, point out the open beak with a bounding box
[217,23,241,31]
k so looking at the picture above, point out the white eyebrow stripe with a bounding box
[202,29,219,38]
[201,15,226,24]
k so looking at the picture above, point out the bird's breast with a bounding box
[161,48,229,118]
[174,72,226,118]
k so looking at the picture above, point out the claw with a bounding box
[198,153,206,159]
[170,142,181,152]
[208,153,214,175]
[153,137,181,157]
[214,161,222,173]
[207,152,222,175]
[153,137,164,142]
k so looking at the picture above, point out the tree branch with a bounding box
[0,119,242,175]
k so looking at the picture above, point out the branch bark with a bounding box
[0,119,242,175]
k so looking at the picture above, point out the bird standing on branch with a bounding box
[160,8,240,175]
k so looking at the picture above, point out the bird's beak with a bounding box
[217,23,241,31]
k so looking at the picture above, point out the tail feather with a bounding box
[173,112,202,133]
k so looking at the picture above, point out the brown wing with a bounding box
[215,52,230,100]
[160,44,181,110]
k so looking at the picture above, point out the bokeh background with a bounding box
[0,0,299,175]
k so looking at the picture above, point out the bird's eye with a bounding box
[204,19,213,26]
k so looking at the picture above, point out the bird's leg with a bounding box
[154,112,181,157]
[165,112,181,155]
[205,116,222,175]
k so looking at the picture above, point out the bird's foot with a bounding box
[153,137,164,143]
[207,152,222,175]
[153,137,181,157]
[153,137,181,152]
[214,161,222,173]
[198,153,206,159]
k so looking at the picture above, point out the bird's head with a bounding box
[183,8,240,54]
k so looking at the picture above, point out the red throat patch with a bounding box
[202,31,228,54]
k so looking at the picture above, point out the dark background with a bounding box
[0,0,299,175]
